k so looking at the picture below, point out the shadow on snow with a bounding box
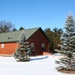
[30,56,48,61]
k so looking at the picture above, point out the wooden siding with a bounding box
[0,42,17,54]
[27,29,49,55]
[0,29,49,56]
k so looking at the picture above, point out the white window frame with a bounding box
[1,44,4,48]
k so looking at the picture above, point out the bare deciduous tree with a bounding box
[0,20,14,33]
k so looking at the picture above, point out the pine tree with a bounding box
[44,28,63,53]
[12,28,17,31]
[56,14,75,71]
[19,26,25,30]
[14,33,31,62]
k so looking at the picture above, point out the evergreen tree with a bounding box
[56,14,75,70]
[44,28,55,52]
[14,33,31,62]
[19,26,25,30]
[12,28,17,31]
[44,28,63,53]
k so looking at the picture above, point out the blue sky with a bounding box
[0,0,75,30]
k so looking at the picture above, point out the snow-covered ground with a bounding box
[0,55,74,75]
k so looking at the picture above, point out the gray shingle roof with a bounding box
[0,27,40,43]
[25,27,39,39]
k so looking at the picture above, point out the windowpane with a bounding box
[1,44,4,48]
[42,43,45,47]
[31,43,35,51]
[42,43,45,51]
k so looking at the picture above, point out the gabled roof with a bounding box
[0,27,45,43]
[25,27,40,40]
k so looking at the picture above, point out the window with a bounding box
[8,37,10,39]
[42,43,45,51]
[31,43,35,51]
[1,44,4,48]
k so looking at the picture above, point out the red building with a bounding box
[0,27,50,56]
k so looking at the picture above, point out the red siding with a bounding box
[0,29,49,56]
[27,29,49,55]
[0,42,18,55]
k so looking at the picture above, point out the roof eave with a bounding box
[0,40,18,43]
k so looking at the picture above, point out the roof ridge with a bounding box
[25,27,41,30]
[0,27,42,43]
[0,27,41,34]
[0,30,25,35]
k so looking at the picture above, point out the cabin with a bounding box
[0,27,50,56]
